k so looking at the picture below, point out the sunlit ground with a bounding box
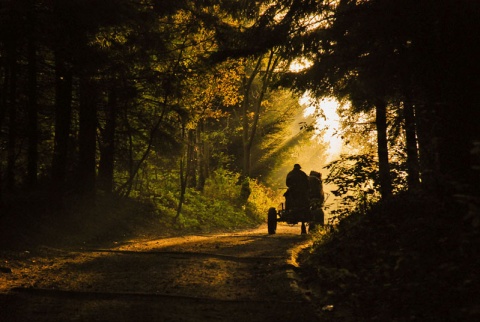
[0,224,308,297]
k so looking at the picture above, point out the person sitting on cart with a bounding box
[308,170,325,208]
[308,170,326,228]
[284,164,309,210]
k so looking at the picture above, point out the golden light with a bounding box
[300,93,343,163]
[289,58,313,72]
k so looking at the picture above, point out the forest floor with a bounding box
[0,223,323,322]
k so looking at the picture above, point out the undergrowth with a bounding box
[299,190,480,321]
[0,169,277,249]
[149,168,273,232]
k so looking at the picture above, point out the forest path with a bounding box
[0,223,320,321]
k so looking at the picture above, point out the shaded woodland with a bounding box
[0,1,317,231]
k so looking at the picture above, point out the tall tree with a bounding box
[77,73,98,195]
[402,98,420,189]
[240,49,282,177]
[26,0,38,188]
[5,36,18,191]
[1,0,26,192]
[97,87,117,194]
[374,99,392,198]
[50,0,75,195]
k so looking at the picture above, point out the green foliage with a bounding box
[144,168,273,233]
[323,153,408,222]
[245,177,281,219]
[299,191,480,321]
[325,153,408,197]
[325,154,379,197]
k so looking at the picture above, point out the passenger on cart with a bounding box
[308,170,325,208]
[308,170,325,228]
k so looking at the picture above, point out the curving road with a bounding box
[1,223,320,321]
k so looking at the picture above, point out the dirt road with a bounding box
[0,223,320,321]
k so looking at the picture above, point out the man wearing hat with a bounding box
[285,164,309,209]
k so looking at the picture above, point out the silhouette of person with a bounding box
[285,164,309,209]
[308,170,325,207]
[308,170,325,228]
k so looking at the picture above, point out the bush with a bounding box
[164,169,273,232]
[299,190,480,321]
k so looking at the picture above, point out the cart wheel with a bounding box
[267,207,277,234]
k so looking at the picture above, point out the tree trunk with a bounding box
[121,113,135,197]
[436,101,473,184]
[403,99,420,190]
[175,125,188,222]
[242,51,278,178]
[203,140,210,182]
[98,88,117,194]
[415,103,439,190]
[241,56,262,177]
[5,40,18,191]
[242,96,251,177]
[77,74,97,195]
[0,53,7,200]
[118,107,167,197]
[26,0,38,188]
[175,158,187,223]
[196,122,206,191]
[51,50,72,193]
[375,99,392,198]
[186,129,196,188]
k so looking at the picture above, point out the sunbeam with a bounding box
[301,94,343,163]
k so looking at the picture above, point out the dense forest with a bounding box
[0,0,325,238]
[1,0,479,318]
